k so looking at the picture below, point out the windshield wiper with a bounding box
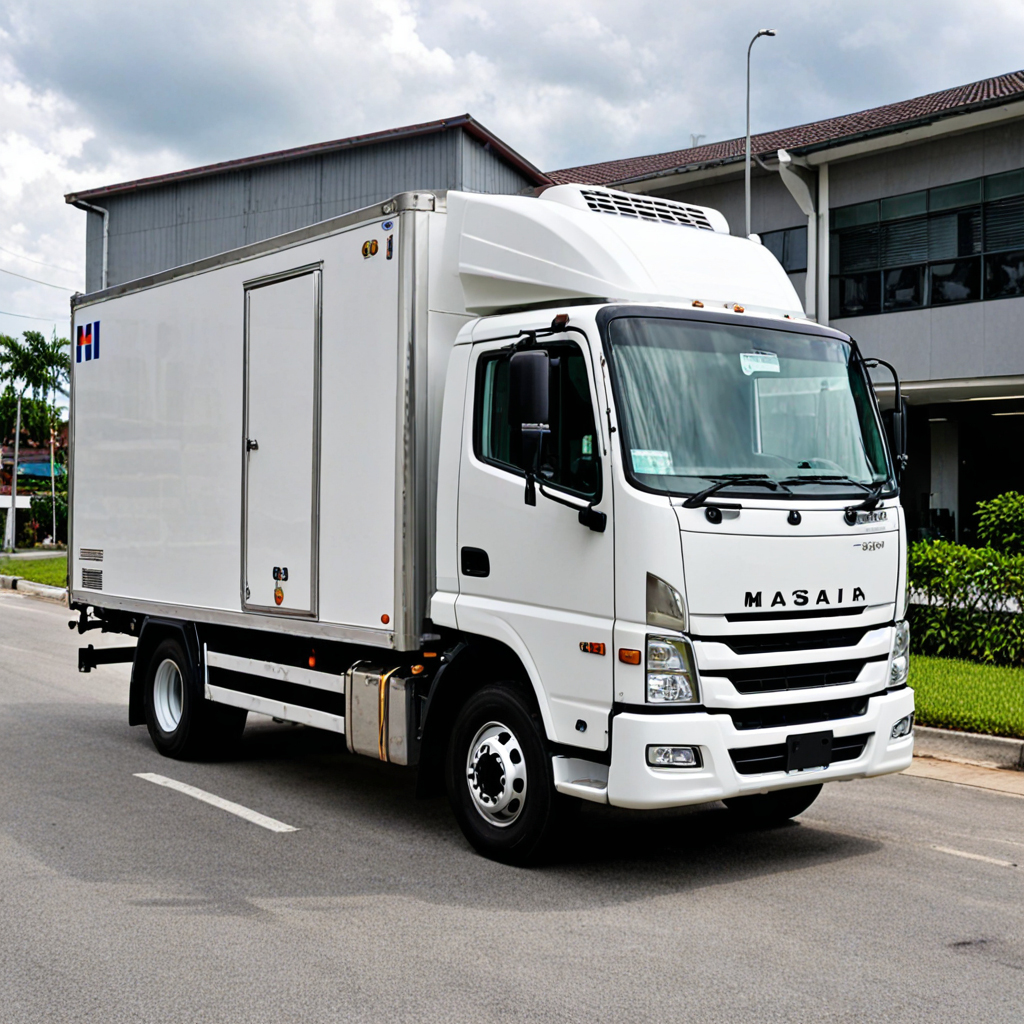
[682,474,791,509]
[779,475,888,520]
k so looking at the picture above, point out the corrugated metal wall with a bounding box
[84,128,534,290]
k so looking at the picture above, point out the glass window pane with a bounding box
[883,266,925,310]
[880,191,927,221]
[985,169,1024,202]
[837,225,879,272]
[984,249,1024,299]
[881,219,928,266]
[984,197,1024,252]
[833,201,879,230]
[929,179,982,212]
[834,273,881,317]
[783,226,808,272]
[929,258,981,305]
[761,229,785,264]
[475,343,599,497]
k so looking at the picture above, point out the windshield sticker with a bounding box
[632,450,674,475]
[582,434,593,456]
[740,351,780,375]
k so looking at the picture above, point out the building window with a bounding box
[761,225,807,273]
[830,167,1024,316]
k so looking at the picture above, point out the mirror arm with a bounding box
[534,479,607,533]
[863,356,908,476]
[524,470,537,506]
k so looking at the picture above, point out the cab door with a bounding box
[455,335,614,752]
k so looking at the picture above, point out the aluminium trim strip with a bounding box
[205,683,345,734]
[206,650,345,694]
[69,590,396,647]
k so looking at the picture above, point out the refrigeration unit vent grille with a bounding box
[81,569,103,590]
[79,548,104,562]
[579,189,714,231]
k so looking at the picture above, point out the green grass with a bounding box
[911,655,1024,739]
[0,556,68,588]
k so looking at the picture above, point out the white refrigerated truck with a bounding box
[69,184,914,862]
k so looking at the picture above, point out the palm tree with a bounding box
[0,331,65,549]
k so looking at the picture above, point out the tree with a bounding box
[1,331,70,548]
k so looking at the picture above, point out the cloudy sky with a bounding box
[1,0,1022,341]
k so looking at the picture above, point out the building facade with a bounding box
[552,72,1024,542]
[66,115,550,293]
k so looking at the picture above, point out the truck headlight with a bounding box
[646,636,700,704]
[889,620,910,688]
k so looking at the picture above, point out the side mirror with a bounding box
[509,350,550,504]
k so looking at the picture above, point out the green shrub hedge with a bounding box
[911,655,1024,738]
[974,490,1024,555]
[908,540,1024,665]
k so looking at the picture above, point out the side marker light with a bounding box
[618,648,641,665]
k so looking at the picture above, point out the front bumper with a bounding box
[606,687,915,809]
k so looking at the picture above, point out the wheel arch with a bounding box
[128,618,201,726]
[416,633,543,797]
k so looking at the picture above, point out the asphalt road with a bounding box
[1,590,1022,1023]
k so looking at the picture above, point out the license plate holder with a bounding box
[786,730,833,771]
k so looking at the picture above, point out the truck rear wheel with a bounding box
[723,783,823,828]
[143,637,246,759]
[446,684,572,865]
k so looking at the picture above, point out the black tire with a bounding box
[142,636,246,759]
[445,684,574,865]
[723,783,823,828]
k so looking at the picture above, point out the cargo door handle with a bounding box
[246,438,259,452]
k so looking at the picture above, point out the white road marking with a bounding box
[932,845,1016,868]
[134,773,298,833]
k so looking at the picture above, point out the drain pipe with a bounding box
[71,200,109,289]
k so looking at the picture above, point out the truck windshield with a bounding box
[603,315,892,498]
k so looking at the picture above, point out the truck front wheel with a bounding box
[446,685,571,865]
[723,783,823,828]
[142,637,246,759]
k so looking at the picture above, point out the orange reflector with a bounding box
[579,642,606,656]
[308,654,316,668]
[381,613,390,624]
[273,587,284,606]
[618,648,641,665]
[691,299,704,308]
[411,664,425,674]
[423,651,438,658]
[733,304,745,313]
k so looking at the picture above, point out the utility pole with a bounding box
[5,395,21,550]
[746,28,776,238]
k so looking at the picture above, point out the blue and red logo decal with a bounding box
[76,321,100,363]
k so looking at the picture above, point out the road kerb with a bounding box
[905,756,1024,798]
[914,724,1024,771]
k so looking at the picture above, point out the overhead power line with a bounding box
[0,309,61,321]
[0,244,79,276]
[0,266,74,291]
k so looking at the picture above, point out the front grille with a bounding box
[729,733,872,775]
[724,694,872,731]
[579,189,714,230]
[721,658,884,694]
[81,568,103,590]
[706,626,872,656]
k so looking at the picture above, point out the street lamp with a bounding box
[746,28,776,239]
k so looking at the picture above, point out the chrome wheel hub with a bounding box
[466,721,527,827]
[153,658,184,734]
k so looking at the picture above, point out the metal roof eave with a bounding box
[65,115,551,204]
[604,92,1024,192]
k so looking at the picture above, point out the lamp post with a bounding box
[746,28,776,239]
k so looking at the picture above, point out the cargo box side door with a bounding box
[242,266,321,615]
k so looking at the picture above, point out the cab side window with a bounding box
[475,342,600,498]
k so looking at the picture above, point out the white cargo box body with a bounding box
[70,192,468,650]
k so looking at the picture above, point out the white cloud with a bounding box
[0,0,1022,336]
